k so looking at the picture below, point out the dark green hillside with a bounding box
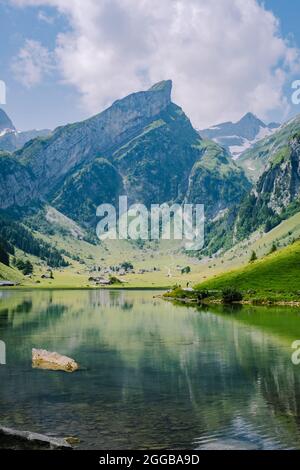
[186,140,251,218]
[52,158,123,227]
[113,103,201,206]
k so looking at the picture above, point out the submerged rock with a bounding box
[65,436,80,445]
[32,349,79,372]
[197,438,258,450]
[0,426,72,450]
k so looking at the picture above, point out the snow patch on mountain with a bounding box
[200,113,280,159]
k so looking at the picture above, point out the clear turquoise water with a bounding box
[1,289,300,450]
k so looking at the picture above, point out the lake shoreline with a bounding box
[164,294,300,308]
[2,285,300,306]
[0,285,171,291]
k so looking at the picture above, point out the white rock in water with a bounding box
[32,349,79,372]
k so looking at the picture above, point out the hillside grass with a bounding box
[0,262,23,283]
[194,239,300,302]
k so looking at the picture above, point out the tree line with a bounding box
[0,214,68,268]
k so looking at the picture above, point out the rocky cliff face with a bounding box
[235,134,300,239]
[0,81,174,214]
[258,137,300,214]
[0,153,38,209]
[16,80,173,193]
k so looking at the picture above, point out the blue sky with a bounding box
[0,2,86,130]
[1,0,300,131]
[263,0,300,45]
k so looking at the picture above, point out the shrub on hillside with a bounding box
[249,251,257,262]
[196,290,210,301]
[14,259,33,275]
[222,287,243,304]
[181,266,191,274]
[269,243,277,254]
[121,261,134,272]
[109,276,122,285]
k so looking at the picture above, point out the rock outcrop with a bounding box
[0,426,72,450]
[32,349,79,372]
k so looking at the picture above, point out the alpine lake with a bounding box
[1,288,300,450]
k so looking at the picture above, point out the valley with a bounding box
[0,81,300,301]
[2,208,300,294]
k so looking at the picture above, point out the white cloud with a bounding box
[37,10,55,24]
[11,39,55,88]
[10,0,300,127]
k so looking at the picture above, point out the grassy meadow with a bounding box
[195,239,300,302]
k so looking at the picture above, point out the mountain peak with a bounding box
[13,80,176,194]
[0,108,15,133]
[147,79,172,106]
[268,121,281,130]
[238,112,265,127]
[200,111,281,159]
[149,79,172,94]
[108,79,172,116]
